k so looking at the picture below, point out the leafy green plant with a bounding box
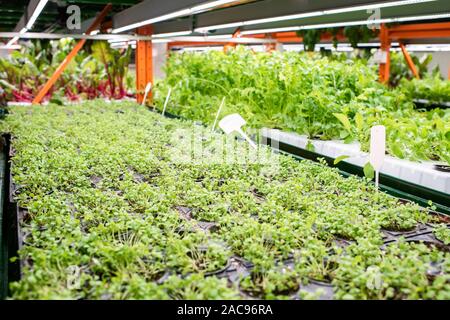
[1,100,447,300]
[0,39,133,103]
[154,47,449,164]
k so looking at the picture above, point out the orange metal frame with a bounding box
[378,22,450,83]
[379,24,391,83]
[224,28,241,52]
[400,43,420,79]
[136,26,153,105]
[32,4,112,104]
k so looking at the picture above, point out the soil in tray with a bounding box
[427,212,450,226]
[301,279,334,300]
[238,271,300,299]
[382,223,430,237]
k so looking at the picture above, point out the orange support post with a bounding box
[32,4,112,104]
[379,24,391,84]
[136,26,153,105]
[264,33,277,52]
[399,43,420,79]
[224,28,241,52]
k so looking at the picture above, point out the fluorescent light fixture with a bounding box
[190,0,237,12]
[241,27,301,35]
[357,42,400,47]
[204,34,233,39]
[240,13,450,36]
[0,44,21,50]
[195,22,244,33]
[26,0,49,30]
[112,0,238,34]
[111,40,136,47]
[5,36,20,48]
[238,11,326,27]
[404,44,450,51]
[108,38,128,43]
[153,31,192,38]
[90,29,100,36]
[195,0,437,32]
[325,0,435,15]
[112,8,191,33]
[181,46,223,52]
[152,39,173,43]
[19,27,28,34]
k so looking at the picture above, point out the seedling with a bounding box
[218,113,257,149]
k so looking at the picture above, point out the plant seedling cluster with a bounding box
[0,100,448,300]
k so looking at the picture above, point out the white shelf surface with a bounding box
[261,128,450,195]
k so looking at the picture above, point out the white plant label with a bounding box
[373,50,388,64]
[162,87,172,116]
[219,113,257,149]
[370,125,386,188]
[212,97,226,132]
[142,82,152,106]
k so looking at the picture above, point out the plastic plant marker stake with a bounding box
[369,125,386,188]
[212,97,226,132]
[162,87,172,116]
[142,82,152,106]
[218,113,257,149]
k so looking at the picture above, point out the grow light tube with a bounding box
[112,9,191,34]
[204,34,233,39]
[5,27,28,48]
[0,44,21,50]
[112,0,237,34]
[152,39,173,43]
[195,0,436,32]
[190,0,239,13]
[240,13,450,36]
[5,37,20,48]
[26,0,49,30]
[153,31,192,38]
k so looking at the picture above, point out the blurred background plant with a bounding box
[0,39,134,103]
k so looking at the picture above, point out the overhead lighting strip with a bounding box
[112,0,238,33]
[239,12,450,36]
[25,0,49,30]
[6,0,49,48]
[152,31,193,38]
[195,0,437,32]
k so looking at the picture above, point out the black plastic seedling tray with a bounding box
[147,107,449,214]
[0,134,21,299]
[1,109,449,300]
[413,99,450,110]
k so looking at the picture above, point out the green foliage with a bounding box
[344,26,379,49]
[0,100,448,300]
[389,51,435,87]
[0,39,133,102]
[400,74,450,104]
[154,48,450,164]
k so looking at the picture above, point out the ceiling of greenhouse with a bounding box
[0,0,449,35]
[0,0,142,32]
